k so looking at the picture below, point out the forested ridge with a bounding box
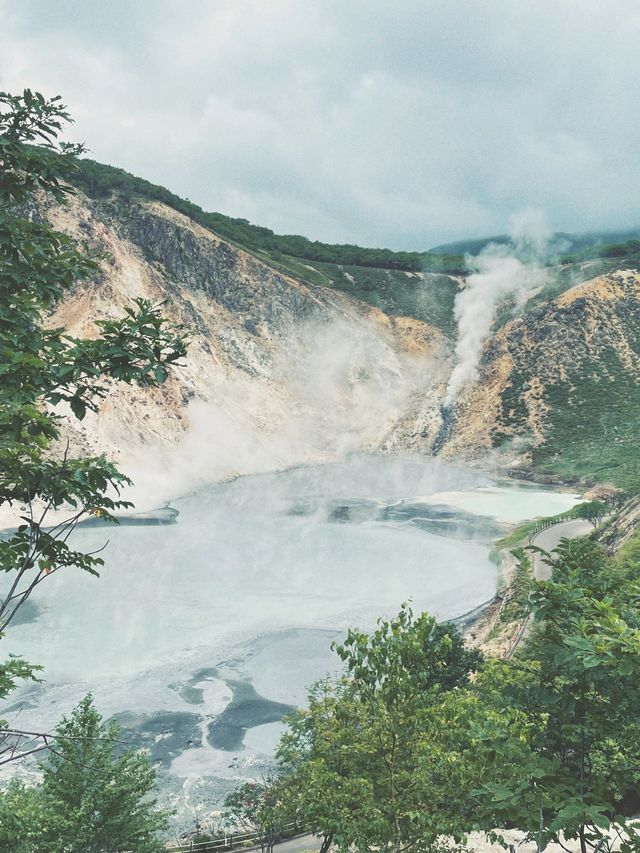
[70,157,465,273]
[71,157,640,276]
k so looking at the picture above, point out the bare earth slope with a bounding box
[40,191,450,503]
[443,270,640,487]
[37,187,640,495]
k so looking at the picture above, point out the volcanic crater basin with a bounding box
[0,455,579,829]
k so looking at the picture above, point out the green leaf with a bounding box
[68,396,86,420]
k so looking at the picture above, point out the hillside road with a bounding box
[531,518,594,580]
[271,835,320,853]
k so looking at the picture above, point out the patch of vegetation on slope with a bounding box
[615,524,640,567]
[563,238,640,266]
[532,348,640,488]
[312,263,460,334]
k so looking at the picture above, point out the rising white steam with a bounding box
[122,316,436,508]
[444,209,551,406]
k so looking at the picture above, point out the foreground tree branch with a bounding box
[0,88,188,756]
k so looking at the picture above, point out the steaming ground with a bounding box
[0,455,578,831]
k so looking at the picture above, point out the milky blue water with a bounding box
[0,455,579,827]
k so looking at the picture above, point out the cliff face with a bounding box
[40,186,640,495]
[42,191,450,503]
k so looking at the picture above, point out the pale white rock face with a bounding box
[31,190,451,512]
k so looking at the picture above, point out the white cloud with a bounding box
[1,0,640,248]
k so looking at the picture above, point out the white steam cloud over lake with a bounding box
[123,316,443,508]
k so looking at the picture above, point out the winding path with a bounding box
[502,517,594,659]
[270,834,321,853]
[530,518,594,580]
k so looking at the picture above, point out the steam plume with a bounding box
[444,209,551,406]
[121,316,435,508]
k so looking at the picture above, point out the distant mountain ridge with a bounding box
[430,227,640,256]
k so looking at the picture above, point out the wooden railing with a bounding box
[165,823,304,853]
[526,514,571,544]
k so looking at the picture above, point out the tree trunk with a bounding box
[537,807,544,853]
[319,833,334,853]
[579,826,588,853]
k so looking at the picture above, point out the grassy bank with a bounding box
[490,506,581,563]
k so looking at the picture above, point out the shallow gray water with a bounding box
[0,455,579,828]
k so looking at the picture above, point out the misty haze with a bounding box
[0,457,578,819]
[1,3,639,852]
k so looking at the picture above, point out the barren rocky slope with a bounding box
[39,186,640,496]
[441,269,640,488]
[40,190,450,504]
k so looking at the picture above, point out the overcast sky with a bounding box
[1,0,639,250]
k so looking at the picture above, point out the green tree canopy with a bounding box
[0,695,168,852]
[271,544,640,853]
[0,88,186,751]
[474,538,640,853]
[275,605,483,853]
[574,501,608,529]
